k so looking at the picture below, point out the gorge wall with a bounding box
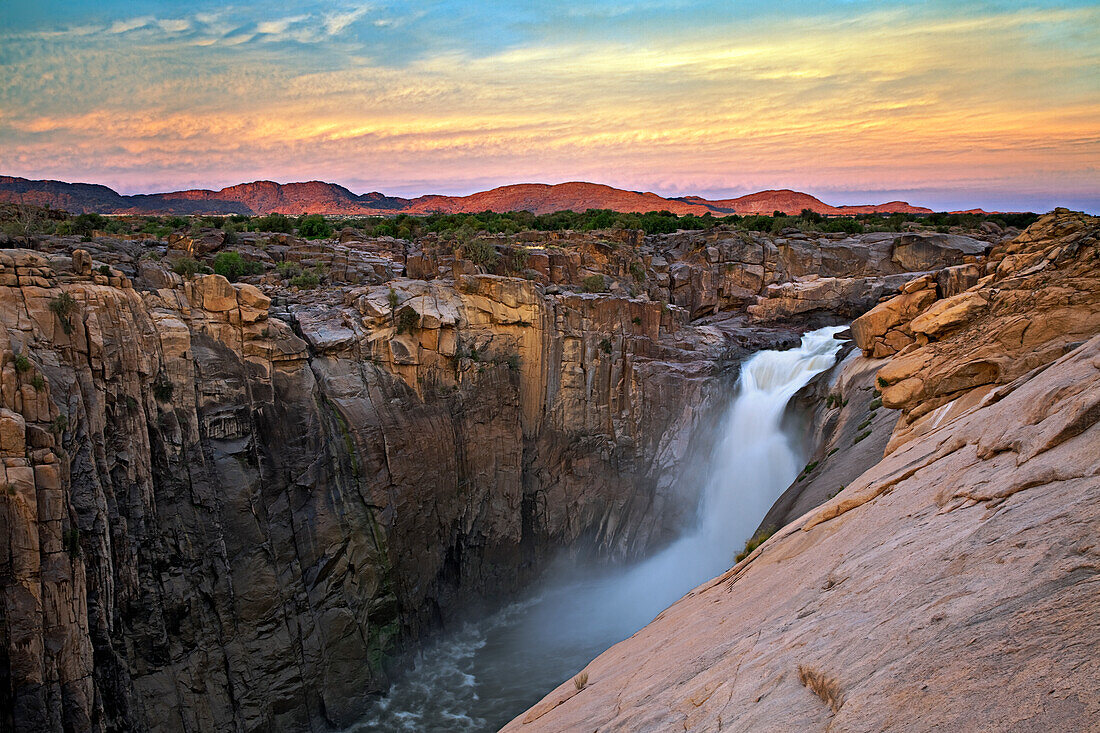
[506,210,1100,731]
[0,216,1009,731]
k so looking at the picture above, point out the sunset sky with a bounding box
[1,1,1097,212]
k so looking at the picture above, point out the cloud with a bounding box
[107,16,153,34]
[257,15,309,35]
[156,19,192,34]
[324,6,371,36]
[0,2,1096,210]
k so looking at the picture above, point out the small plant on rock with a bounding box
[153,375,174,402]
[735,526,776,562]
[573,671,588,690]
[581,274,607,293]
[49,292,78,334]
[395,308,420,335]
[13,354,32,372]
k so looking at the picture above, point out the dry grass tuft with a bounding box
[573,671,589,690]
[797,664,844,712]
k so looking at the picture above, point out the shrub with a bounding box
[853,430,871,445]
[153,376,174,402]
[222,223,238,245]
[49,292,78,334]
[13,354,32,372]
[290,271,320,289]
[63,527,81,557]
[252,214,293,233]
[98,264,111,276]
[395,308,420,335]
[797,665,844,712]
[573,671,588,690]
[275,261,303,280]
[629,261,646,282]
[599,338,612,354]
[71,213,105,237]
[387,288,399,312]
[172,258,204,278]
[52,414,68,434]
[868,397,883,411]
[464,239,500,269]
[505,246,529,274]
[876,376,888,388]
[735,526,776,563]
[296,214,333,239]
[631,316,642,325]
[31,375,45,391]
[212,251,263,282]
[581,274,607,293]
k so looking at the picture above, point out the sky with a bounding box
[0,1,1097,212]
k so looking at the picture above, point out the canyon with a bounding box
[0,204,1096,732]
[0,176,936,218]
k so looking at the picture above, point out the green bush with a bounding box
[49,293,78,334]
[275,261,303,280]
[581,274,607,293]
[172,258,204,278]
[31,375,45,391]
[735,526,776,563]
[296,214,333,239]
[290,271,320,289]
[599,338,612,354]
[251,214,293,233]
[395,308,420,334]
[212,251,263,282]
[464,239,500,269]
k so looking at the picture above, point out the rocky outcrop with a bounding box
[507,211,1100,732]
[0,207,1066,732]
[852,209,1099,434]
[0,241,739,731]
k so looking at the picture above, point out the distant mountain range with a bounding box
[0,175,937,217]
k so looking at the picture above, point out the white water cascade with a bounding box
[356,325,848,732]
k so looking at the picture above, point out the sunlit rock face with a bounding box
[0,212,1044,731]
[507,211,1100,732]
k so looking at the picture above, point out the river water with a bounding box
[353,326,847,732]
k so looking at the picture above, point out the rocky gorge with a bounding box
[1,207,1095,732]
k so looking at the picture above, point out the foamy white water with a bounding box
[355,325,848,732]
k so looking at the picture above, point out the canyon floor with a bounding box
[0,206,1095,731]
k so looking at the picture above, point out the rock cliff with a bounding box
[0,210,1042,731]
[506,209,1100,731]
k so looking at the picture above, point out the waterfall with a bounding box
[355,325,848,732]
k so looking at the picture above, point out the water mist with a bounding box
[356,325,848,732]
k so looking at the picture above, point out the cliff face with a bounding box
[0,241,746,730]
[0,213,1024,731]
[507,210,1100,731]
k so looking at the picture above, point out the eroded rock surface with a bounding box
[508,211,1100,732]
[0,213,1051,732]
